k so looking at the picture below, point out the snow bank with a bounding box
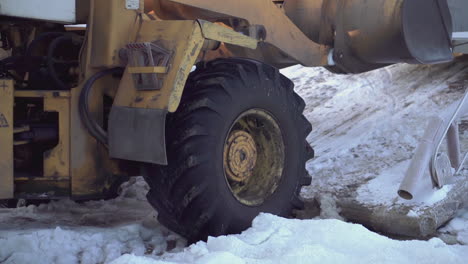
[110,214,468,264]
[1,225,146,264]
[0,177,185,264]
[284,61,468,207]
[282,61,468,240]
[2,177,466,264]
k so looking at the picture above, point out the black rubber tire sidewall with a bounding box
[144,58,311,241]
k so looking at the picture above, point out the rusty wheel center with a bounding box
[223,109,285,206]
[224,130,258,182]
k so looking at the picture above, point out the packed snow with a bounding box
[1,178,467,264]
[283,60,468,207]
[2,61,468,263]
[0,177,186,264]
[110,213,468,264]
[283,58,468,238]
[439,208,468,245]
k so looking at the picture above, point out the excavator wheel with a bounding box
[142,58,313,242]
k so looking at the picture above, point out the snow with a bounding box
[440,208,468,245]
[356,160,454,207]
[110,214,468,264]
[407,210,419,218]
[283,61,468,208]
[281,62,468,243]
[316,193,345,221]
[1,62,468,263]
[1,175,466,264]
[0,177,186,264]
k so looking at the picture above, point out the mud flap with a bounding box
[108,106,168,165]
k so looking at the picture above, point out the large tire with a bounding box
[143,58,313,242]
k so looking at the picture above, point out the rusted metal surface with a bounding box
[0,80,14,199]
[223,130,258,183]
[223,109,285,206]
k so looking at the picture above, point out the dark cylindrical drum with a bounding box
[339,0,453,64]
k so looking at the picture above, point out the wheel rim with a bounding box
[223,109,285,206]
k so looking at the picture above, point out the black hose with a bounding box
[47,35,74,90]
[79,68,123,146]
[25,32,65,57]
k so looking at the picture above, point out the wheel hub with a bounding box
[224,130,258,182]
[222,109,285,206]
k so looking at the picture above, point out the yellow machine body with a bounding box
[0,0,459,199]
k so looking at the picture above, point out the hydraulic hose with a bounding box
[47,35,74,90]
[25,32,65,57]
[79,68,123,146]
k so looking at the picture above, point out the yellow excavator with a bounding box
[0,0,467,241]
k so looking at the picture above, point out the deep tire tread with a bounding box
[143,58,314,242]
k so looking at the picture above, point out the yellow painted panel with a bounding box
[113,20,205,112]
[43,96,71,179]
[0,80,14,199]
[128,66,168,74]
[197,20,258,50]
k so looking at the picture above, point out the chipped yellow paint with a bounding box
[14,90,71,180]
[90,0,141,67]
[0,80,14,199]
[197,20,258,50]
[168,24,204,112]
[113,20,205,112]
[113,19,259,113]
[128,66,168,74]
[43,95,71,180]
[166,0,330,66]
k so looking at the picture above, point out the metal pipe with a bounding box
[398,117,444,200]
[431,87,468,186]
[447,122,461,170]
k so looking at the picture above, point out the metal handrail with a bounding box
[431,87,468,187]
